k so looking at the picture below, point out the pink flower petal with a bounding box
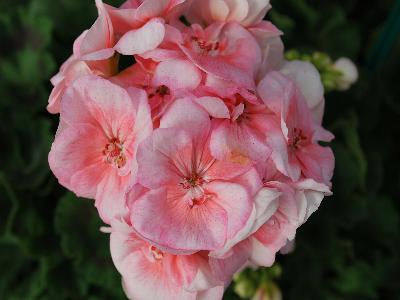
[152,59,202,91]
[194,97,230,119]
[115,18,165,55]
[131,187,228,251]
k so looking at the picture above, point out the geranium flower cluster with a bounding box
[48,0,334,299]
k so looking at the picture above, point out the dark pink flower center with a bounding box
[103,138,126,168]
[148,85,170,99]
[149,245,164,261]
[288,128,307,150]
[191,36,221,55]
[180,173,205,189]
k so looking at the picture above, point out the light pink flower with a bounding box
[185,0,272,27]
[257,71,335,185]
[106,0,189,55]
[49,76,152,223]
[185,0,284,81]
[195,92,273,164]
[249,159,332,266]
[112,58,202,126]
[131,98,256,252]
[145,22,262,89]
[110,219,225,300]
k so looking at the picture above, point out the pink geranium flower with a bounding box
[185,0,272,27]
[49,76,152,223]
[194,92,273,164]
[131,98,255,252]
[110,219,225,300]
[257,71,335,185]
[112,58,202,126]
[106,0,189,55]
[179,22,262,89]
[248,158,332,266]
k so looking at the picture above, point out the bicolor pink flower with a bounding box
[105,0,189,56]
[112,58,202,126]
[176,22,262,89]
[194,92,273,164]
[131,98,257,252]
[257,71,335,185]
[185,0,272,27]
[110,219,225,300]
[249,180,332,266]
[49,76,152,223]
[249,158,332,266]
[184,0,283,81]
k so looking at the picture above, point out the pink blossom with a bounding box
[249,159,332,266]
[257,71,335,185]
[49,76,152,223]
[106,0,189,55]
[185,0,272,27]
[199,92,273,164]
[146,22,262,89]
[112,58,202,126]
[46,0,337,297]
[110,219,225,300]
[131,98,256,252]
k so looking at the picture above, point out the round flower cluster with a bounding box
[48,0,334,299]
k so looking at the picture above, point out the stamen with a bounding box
[149,245,164,261]
[289,128,307,150]
[103,137,126,168]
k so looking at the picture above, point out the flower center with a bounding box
[103,138,126,168]
[289,128,307,150]
[149,85,170,99]
[180,173,205,189]
[149,245,164,261]
[191,36,220,55]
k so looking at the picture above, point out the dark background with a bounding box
[0,0,399,299]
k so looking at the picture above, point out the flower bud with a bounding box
[333,57,359,91]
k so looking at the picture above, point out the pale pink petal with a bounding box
[137,129,191,189]
[208,0,230,22]
[194,97,230,119]
[80,0,114,56]
[209,240,251,282]
[207,181,252,240]
[196,285,225,300]
[115,18,165,55]
[95,172,131,224]
[120,252,197,300]
[280,60,324,112]
[131,187,228,251]
[225,0,249,22]
[294,179,332,224]
[296,144,335,186]
[160,98,211,138]
[135,0,169,21]
[180,44,256,89]
[79,48,115,61]
[48,124,107,198]
[210,120,270,163]
[242,0,271,26]
[152,59,202,91]
[250,187,280,232]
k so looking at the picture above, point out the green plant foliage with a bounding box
[0,0,399,299]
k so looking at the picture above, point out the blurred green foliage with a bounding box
[0,0,399,299]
